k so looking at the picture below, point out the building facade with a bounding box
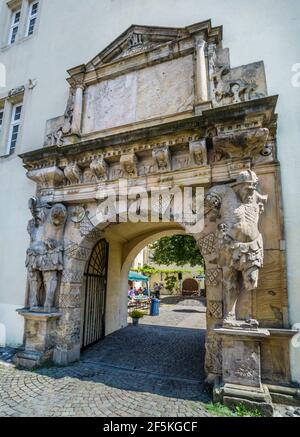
[0,0,299,395]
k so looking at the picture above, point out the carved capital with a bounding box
[120,153,138,178]
[213,128,269,161]
[152,146,171,172]
[69,75,85,90]
[189,139,208,166]
[27,166,65,189]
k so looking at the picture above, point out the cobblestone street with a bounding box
[0,299,213,417]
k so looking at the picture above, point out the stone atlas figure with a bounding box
[26,197,67,311]
[205,170,268,326]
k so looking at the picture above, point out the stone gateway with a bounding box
[14,20,297,414]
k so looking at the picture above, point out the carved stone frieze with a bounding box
[80,212,103,241]
[139,163,156,176]
[82,168,97,184]
[64,163,83,185]
[152,146,171,172]
[90,156,109,181]
[111,167,125,180]
[189,139,208,166]
[120,153,138,178]
[65,242,91,261]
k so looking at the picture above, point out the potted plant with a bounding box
[128,309,145,326]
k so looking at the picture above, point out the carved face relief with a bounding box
[235,183,256,203]
[152,147,171,172]
[189,140,207,167]
[51,204,67,226]
[120,153,138,178]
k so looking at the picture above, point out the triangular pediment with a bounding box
[76,20,222,72]
[86,24,185,71]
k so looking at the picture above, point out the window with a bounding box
[7,104,22,154]
[8,9,21,45]
[26,1,39,36]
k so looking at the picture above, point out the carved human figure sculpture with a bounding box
[205,170,267,326]
[26,198,67,311]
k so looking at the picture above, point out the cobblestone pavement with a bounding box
[0,300,213,417]
[0,347,21,366]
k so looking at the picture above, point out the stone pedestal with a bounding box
[15,309,61,369]
[214,327,274,416]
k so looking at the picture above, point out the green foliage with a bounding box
[128,309,145,319]
[205,402,263,417]
[150,235,204,267]
[205,402,235,417]
[131,264,203,276]
[235,404,262,417]
[164,275,178,294]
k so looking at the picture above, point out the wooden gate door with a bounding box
[82,239,109,349]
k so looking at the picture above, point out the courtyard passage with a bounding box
[0,298,212,417]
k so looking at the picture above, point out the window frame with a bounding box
[8,8,21,45]
[26,1,39,37]
[6,103,23,155]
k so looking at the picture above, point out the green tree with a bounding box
[150,235,204,267]
[165,275,178,294]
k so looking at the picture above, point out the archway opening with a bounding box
[80,225,207,383]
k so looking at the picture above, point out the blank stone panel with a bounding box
[82,55,194,134]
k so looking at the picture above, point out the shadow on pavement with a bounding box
[30,324,210,403]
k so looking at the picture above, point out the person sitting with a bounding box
[128,287,136,299]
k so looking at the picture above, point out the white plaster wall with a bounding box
[0,0,299,381]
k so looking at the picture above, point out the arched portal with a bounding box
[17,20,296,413]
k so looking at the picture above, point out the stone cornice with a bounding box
[20,96,278,167]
